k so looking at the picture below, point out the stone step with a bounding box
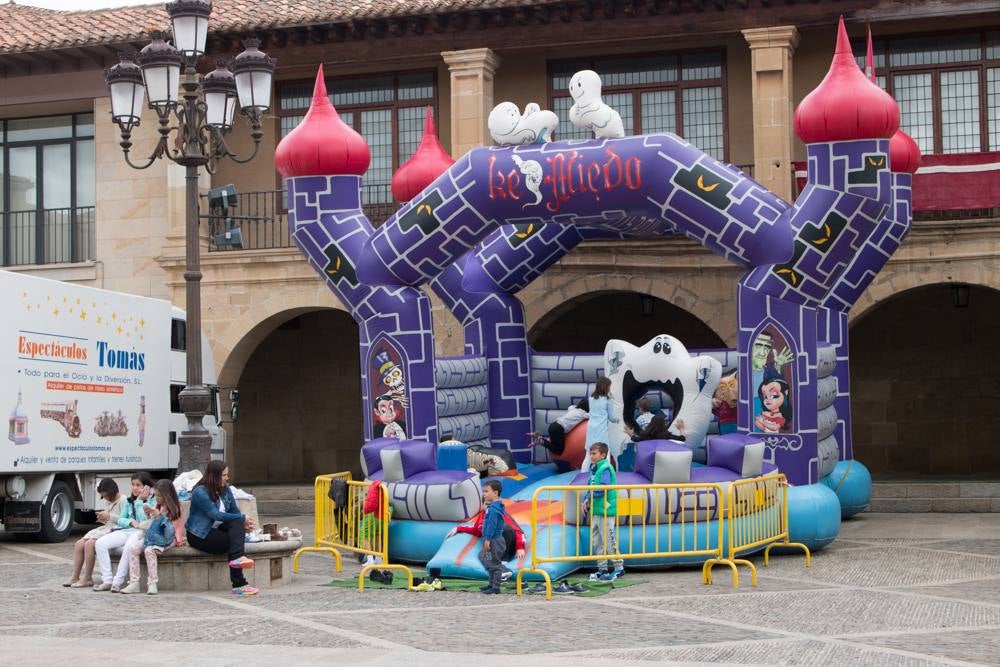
[241,485,315,516]
[256,499,314,516]
[869,481,1000,513]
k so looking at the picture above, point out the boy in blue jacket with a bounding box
[478,480,506,594]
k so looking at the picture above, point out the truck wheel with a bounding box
[38,480,74,542]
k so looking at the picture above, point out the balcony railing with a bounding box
[206,184,399,252]
[2,206,96,267]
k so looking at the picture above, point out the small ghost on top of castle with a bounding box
[568,70,625,139]
[488,101,559,146]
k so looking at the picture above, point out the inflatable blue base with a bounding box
[389,468,841,578]
[821,459,873,518]
[786,483,841,551]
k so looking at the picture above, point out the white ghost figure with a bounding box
[568,70,625,139]
[603,334,722,462]
[488,101,559,146]
[512,155,543,207]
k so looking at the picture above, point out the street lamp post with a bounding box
[104,0,274,473]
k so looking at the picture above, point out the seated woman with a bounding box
[625,414,686,442]
[185,460,258,596]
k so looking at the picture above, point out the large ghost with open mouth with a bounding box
[604,334,722,463]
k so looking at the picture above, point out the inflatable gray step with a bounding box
[817,404,838,442]
[817,345,837,379]
[438,411,491,443]
[436,385,489,418]
[817,435,839,478]
[435,356,488,389]
[817,375,838,411]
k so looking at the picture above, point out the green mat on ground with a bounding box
[325,569,646,597]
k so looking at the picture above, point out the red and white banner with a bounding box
[793,151,1000,211]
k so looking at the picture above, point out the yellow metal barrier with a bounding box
[516,482,726,600]
[293,472,413,591]
[703,473,810,589]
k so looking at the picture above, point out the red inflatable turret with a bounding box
[889,130,921,174]
[274,65,371,178]
[391,107,455,203]
[794,17,899,144]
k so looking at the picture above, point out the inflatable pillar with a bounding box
[277,69,438,443]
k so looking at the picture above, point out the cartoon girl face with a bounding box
[760,381,784,413]
[375,398,398,425]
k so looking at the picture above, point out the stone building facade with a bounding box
[1,0,998,483]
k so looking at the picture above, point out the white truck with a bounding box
[1,269,225,541]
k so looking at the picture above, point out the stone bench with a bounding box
[109,497,301,591]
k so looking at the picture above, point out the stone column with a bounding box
[441,48,500,158]
[742,26,800,201]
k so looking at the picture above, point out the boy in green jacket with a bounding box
[582,442,625,581]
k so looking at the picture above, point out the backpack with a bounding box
[502,523,517,561]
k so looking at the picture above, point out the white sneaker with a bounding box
[146,582,158,595]
[120,581,141,594]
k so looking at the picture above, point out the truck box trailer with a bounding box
[1,269,224,541]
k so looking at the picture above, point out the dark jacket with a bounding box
[631,414,685,442]
[481,499,506,541]
[185,485,243,540]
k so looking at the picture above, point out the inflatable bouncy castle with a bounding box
[276,20,917,580]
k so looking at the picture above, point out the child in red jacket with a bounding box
[447,502,527,582]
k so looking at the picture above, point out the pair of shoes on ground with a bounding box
[232,585,259,596]
[588,568,625,582]
[554,580,586,594]
[479,584,501,594]
[412,578,443,592]
[120,581,159,595]
[228,556,255,569]
[368,569,394,585]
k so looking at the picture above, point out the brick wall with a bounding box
[851,284,1000,477]
[233,310,363,483]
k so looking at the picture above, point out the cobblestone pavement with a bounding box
[2,513,999,666]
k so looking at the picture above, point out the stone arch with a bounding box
[521,268,737,347]
[849,256,1000,324]
[849,281,1000,477]
[527,289,727,352]
[210,288,362,483]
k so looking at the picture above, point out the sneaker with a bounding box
[500,568,513,583]
[588,570,609,582]
[120,581,141,595]
[380,570,393,585]
[611,568,625,580]
[554,581,577,594]
[529,583,548,594]
[228,556,255,569]
[597,571,619,582]
[92,582,112,592]
[430,578,443,591]
[481,586,501,595]
[413,581,434,592]
[110,583,123,593]
[368,569,386,585]
[147,583,158,595]
[232,586,259,596]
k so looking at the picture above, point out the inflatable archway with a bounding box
[275,19,918,574]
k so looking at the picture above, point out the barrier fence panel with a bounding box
[516,482,726,600]
[703,473,811,589]
[292,472,413,590]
